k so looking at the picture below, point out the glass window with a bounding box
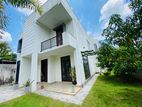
[17,39,22,53]
[82,56,91,79]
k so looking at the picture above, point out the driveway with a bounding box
[0,85,24,103]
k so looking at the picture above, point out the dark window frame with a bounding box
[82,56,91,79]
[17,39,23,53]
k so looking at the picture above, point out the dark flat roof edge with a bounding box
[0,61,16,64]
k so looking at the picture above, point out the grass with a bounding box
[0,75,142,107]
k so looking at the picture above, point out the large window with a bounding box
[17,39,22,53]
[15,61,20,84]
[83,56,91,79]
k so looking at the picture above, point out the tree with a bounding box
[11,53,17,61]
[0,0,42,30]
[0,42,16,61]
[96,43,116,72]
[96,0,142,78]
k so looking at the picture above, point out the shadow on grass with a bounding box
[99,75,142,87]
[95,75,142,106]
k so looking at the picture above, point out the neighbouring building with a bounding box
[16,0,99,91]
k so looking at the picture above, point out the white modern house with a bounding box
[16,0,99,91]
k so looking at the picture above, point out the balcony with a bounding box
[37,3,72,29]
[41,32,76,52]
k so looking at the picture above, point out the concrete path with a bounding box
[0,85,25,103]
[36,74,99,105]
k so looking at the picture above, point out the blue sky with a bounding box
[5,5,27,52]
[3,0,131,52]
[68,0,107,36]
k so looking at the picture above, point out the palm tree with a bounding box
[0,0,42,30]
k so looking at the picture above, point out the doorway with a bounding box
[15,61,20,84]
[54,25,63,46]
[41,59,48,82]
[61,56,72,82]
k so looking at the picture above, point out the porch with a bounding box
[37,82,81,95]
[18,43,84,91]
[38,48,75,84]
[35,74,99,105]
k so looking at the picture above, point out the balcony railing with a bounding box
[41,35,63,51]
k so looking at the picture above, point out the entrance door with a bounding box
[15,61,20,84]
[54,25,63,46]
[41,59,48,82]
[61,56,72,82]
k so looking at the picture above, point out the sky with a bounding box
[0,0,132,52]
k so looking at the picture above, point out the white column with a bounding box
[30,53,38,92]
[74,50,85,86]
[18,58,24,86]
[19,57,31,87]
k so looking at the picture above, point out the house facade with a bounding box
[16,0,99,91]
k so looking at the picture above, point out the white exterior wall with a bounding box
[88,55,100,76]
[19,57,31,86]
[37,52,74,83]
[17,0,99,91]
[30,53,38,91]
[54,56,62,82]
[21,14,51,56]
[20,0,75,57]
[48,56,56,83]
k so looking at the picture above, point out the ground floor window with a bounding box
[82,56,91,79]
[15,61,20,84]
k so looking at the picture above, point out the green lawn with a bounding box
[0,75,142,107]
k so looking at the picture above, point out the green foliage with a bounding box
[0,76,142,107]
[11,53,17,61]
[103,71,111,76]
[0,42,11,60]
[97,0,142,78]
[69,67,77,85]
[96,43,116,71]
[24,80,34,87]
[0,0,42,30]
[0,42,16,61]
[69,67,76,80]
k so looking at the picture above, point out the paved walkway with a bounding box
[0,74,98,105]
[37,82,81,95]
[0,85,25,103]
[36,74,99,105]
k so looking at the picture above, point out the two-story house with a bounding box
[16,0,99,91]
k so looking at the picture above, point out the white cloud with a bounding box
[0,30,12,42]
[17,8,33,16]
[95,35,105,41]
[40,0,47,4]
[16,0,47,16]
[87,31,105,41]
[100,0,132,29]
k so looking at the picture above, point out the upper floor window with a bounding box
[17,39,22,53]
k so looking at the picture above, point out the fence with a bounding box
[0,64,16,86]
